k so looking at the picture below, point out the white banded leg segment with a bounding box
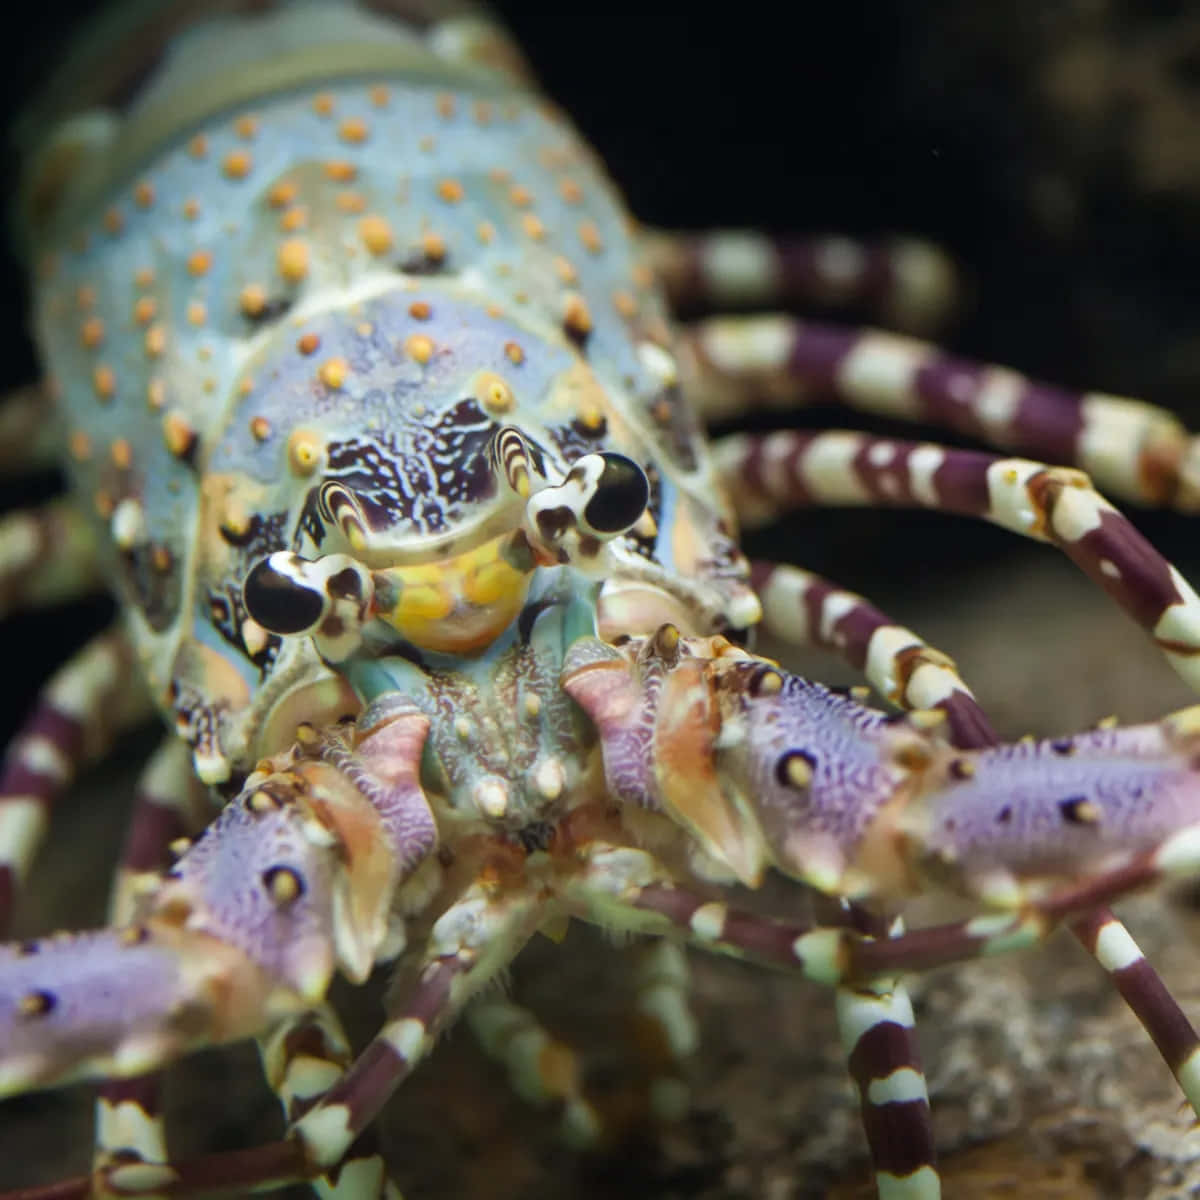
[631,939,696,1124]
[467,996,603,1148]
[685,315,1194,508]
[836,962,939,1198]
[750,561,998,749]
[0,629,141,934]
[642,231,958,335]
[722,432,1200,695]
[0,500,101,619]
[259,1004,402,1199]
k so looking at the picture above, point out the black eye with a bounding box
[583,453,649,534]
[243,557,325,634]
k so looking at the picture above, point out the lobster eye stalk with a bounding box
[525,451,650,567]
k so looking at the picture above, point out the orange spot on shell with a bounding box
[405,334,434,364]
[135,267,155,288]
[133,297,157,325]
[338,117,369,143]
[223,150,253,180]
[578,220,603,254]
[437,178,465,204]
[436,93,456,118]
[103,208,124,235]
[297,332,321,355]
[239,285,267,317]
[234,114,259,139]
[521,213,546,241]
[268,181,297,209]
[68,430,92,461]
[408,301,431,320]
[358,214,393,256]
[476,221,496,245]
[250,416,271,441]
[336,192,366,214]
[110,438,132,470]
[92,365,115,400]
[474,372,515,414]
[562,294,593,340]
[187,249,212,276]
[80,317,104,349]
[146,379,166,410]
[612,290,638,318]
[288,430,323,475]
[553,256,578,285]
[134,181,155,209]
[186,301,207,326]
[504,341,525,365]
[312,92,335,116]
[277,239,310,283]
[558,178,583,205]
[508,184,533,208]
[279,205,308,232]
[183,198,201,220]
[144,325,166,357]
[318,357,349,389]
[162,412,196,459]
[369,85,390,107]
[188,134,208,159]
[420,232,447,263]
[324,160,357,184]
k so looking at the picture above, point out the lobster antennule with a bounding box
[565,627,1200,907]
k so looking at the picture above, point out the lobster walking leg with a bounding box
[0,502,101,621]
[750,560,995,747]
[714,431,1200,691]
[258,1005,402,1200]
[0,386,61,478]
[0,630,146,935]
[467,994,608,1148]
[94,738,208,1187]
[642,231,958,333]
[752,557,1200,1116]
[683,315,1200,510]
[468,937,696,1147]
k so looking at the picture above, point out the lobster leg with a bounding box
[469,937,697,1147]
[94,738,209,1187]
[0,501,101,620]
[0,629,147,935]
[752,557,1200,1114]
[258,1005,402,1200]
[641,231,958,334]
[0,385,61,478]
[750,560,995,747]
[714,431,1200,691]
[467,994,608,1148]
[50,880,541,1198]
[683,315,1200,510]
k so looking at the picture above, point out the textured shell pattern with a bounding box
[25,1,751,788]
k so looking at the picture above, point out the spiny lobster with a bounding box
[5,2,1200,1197]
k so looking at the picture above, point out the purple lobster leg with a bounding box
[715,431,1200,692]
[0,630,148,936]
[683,315,1200,510]
[17,881,542,1199]
[642,231,958,334]
[94,738,209,1187]
[751,557,1200,1116]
